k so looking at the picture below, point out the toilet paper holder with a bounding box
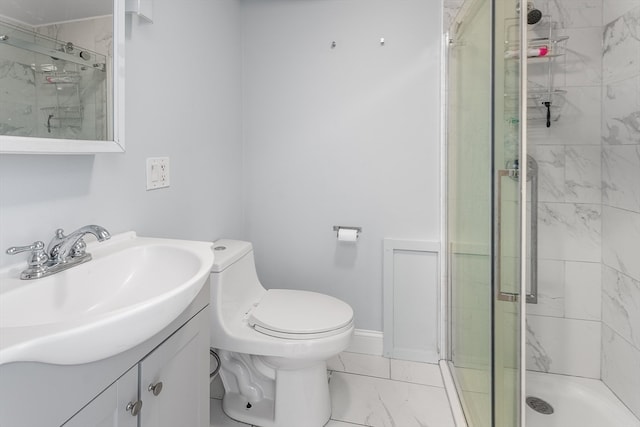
[333,226,362,238]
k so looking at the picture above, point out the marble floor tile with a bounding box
[327,352,390,379]
[389,358,444,387]
[212,354,456,427]
[329,371,455,427]
[325,421,365,427]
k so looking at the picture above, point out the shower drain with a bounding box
[526,396,554,415]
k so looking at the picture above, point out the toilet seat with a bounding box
[248,289,354,340]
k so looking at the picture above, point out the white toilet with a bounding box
[209,239,354,427]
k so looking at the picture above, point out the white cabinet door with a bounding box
[63,366,138,427]
[139,310,209,427]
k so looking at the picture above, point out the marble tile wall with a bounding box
[600,3,640,420]
[525,0,605,379]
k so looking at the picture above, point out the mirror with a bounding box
[0,0,124,154]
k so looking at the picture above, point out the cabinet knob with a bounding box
[148,381,163,396]
[126,400,143,416]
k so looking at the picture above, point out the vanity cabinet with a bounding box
[63,367,138,427]
[138,305,209,427]
[62,303,210,427]
[0,283,210,427]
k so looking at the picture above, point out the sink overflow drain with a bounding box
[526,396,554,415]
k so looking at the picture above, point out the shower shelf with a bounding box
[41,106,83,113]
[40,106,84,122]
[42,71,82,85]
[505,35,569,60]
[38,68,84,129]
[504,89,566,123]
[504,17,569,127]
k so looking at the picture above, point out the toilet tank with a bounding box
[210,239,265,314]
[211,239,253,273]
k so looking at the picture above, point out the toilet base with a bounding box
[221,358,331,427]
[223,393,275,426]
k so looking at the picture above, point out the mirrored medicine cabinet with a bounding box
[0,0,124,154]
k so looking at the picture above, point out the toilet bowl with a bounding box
[209,239,354,427]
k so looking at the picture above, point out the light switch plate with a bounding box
[146,157,170,190]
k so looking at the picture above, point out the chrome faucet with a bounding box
[6,225,111,280]
[47,225,111,263]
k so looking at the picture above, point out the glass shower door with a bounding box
[447,0,526,425]
[446,0,493,425]
[493,0,525,424]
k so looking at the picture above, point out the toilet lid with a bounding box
[248,289,353,338]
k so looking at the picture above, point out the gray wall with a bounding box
[240,0,442,331]
[0,0,244,266]
[1,0,443,339]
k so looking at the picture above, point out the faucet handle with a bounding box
[69,238,87,258]
[6,241,45,256]
[6,241,50,279]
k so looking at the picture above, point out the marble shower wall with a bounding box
[600,3,640,419]
[521,0,605,380]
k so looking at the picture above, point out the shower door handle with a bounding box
[496,164,538,303]
[496,169,519,302]
[527,166,538,303]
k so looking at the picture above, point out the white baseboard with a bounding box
[347,329,384,356]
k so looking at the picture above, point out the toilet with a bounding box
[209,239,354,427]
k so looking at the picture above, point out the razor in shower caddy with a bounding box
[504,14,569,128]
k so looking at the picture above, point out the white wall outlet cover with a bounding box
[146,157,170,190]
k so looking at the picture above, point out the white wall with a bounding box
[241,0,442,331]
[0,0,243,267]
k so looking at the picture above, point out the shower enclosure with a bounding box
[445,0,640,426]
[446,0,525,425]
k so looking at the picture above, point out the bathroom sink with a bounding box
[0,232,214,365]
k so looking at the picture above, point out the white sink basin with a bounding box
[0,232,214,365]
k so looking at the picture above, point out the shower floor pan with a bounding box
[526,371,640,427]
